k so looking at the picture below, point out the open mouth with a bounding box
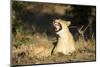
[53,21,58,31]
[53,21,62,32]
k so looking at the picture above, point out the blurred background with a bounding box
[12,1,96,39]
[12,1,96,65]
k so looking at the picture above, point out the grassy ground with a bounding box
[12,33,96,66]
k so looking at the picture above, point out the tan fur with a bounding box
[53,19,76,55]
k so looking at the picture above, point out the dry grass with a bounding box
[12,33,96,66]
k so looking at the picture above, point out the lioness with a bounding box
[53,19,76,55]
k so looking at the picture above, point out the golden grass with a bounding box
[12,33,96,66]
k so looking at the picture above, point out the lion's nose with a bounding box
[55,19,60,23]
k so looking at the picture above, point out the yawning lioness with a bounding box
[53,19,76,55]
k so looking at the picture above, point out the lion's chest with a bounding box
[54,29,75,55]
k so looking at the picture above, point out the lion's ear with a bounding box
[67,21,71,26]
